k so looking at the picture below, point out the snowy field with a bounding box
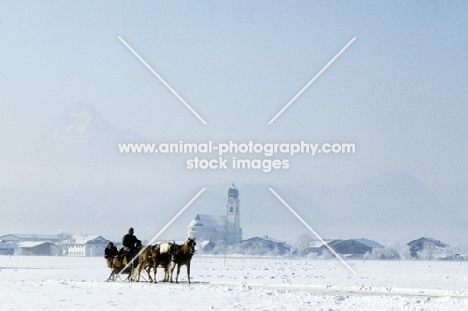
[1,255,468,310]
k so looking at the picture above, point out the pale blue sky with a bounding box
[0,1,467,239]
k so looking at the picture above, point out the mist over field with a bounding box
[0,103,464,245]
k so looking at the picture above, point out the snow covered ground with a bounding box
[1,255,467,310]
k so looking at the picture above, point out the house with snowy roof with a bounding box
[14,241,59,256]
[187,183,243,245]
[321,238,384,256]
[238,236,291,255]
[66,235,110,257]
[352,238,385,249]
[0,234,61,256]
[407,237,449,259]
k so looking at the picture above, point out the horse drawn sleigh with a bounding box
[105,248,139,282]
[105,237,196,283]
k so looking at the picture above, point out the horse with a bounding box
[135,242,177,283]
[135,245,156,282]
[157,242,178,282]
[170,237,196,283]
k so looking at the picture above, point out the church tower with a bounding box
[225,183,242,244]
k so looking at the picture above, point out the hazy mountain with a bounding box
[16,103,185,190]
[42,103,146,153]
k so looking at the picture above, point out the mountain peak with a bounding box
[43,103,145,151]
[51,103,103,141]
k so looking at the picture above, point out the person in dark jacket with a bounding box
[104,242,119,267]
[122,227,141,253]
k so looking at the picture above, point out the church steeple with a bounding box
[226,183,242,244]
[228,183,239,199]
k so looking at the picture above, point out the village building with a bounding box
[0,234,61,256]
[66,235,110,257]
[299,239,332,256]
[14,241,59,256]
[318,239,384,256]
[238,236,291,255]
[188,183,243,245]
[407,237,449,259]
[198,240,217,252]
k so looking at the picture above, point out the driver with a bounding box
[122,227,141,253]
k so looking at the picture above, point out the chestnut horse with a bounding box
[170,237,196,283]
[135,242,176,283]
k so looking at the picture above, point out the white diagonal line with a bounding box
[268,188,357,276]
[117,188,206,277]
[118,36,207,125]
[268,37,356,124]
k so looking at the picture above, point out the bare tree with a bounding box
[299,233,314,247]
[295,233,314,255]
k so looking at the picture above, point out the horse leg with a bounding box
[162,262,168,282]
[135,263,142,282]
[168,261,175,283]
[153,262,158,283]
[187,262,191,284]
[145,264,153,283]
[125,268,132,282]
[175,264,181,283]
[163,261,174,282]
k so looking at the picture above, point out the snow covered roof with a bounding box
[352,238,384,248]
[421,237,448,247]
[73,235,109,244]
[258,236,286,244]
[17,241,55,248]
[408,237,448,247]
[321,239,383,249]
[189,214,226,232]
[326,239,344,247]
[312,238,383,248]
[307,239,341,247]
[199,240,216,248]
[244,236,291,248]
[306,239,334,248]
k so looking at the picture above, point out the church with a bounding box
[187,183,242,245]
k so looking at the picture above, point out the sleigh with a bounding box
[105,252,139,282]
